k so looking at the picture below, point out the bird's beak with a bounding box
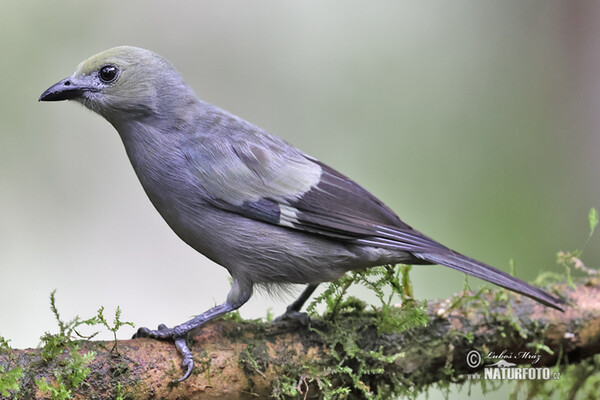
[39,77,91,102]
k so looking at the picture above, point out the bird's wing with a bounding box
[184,130,566,311]
[184,132,446,254]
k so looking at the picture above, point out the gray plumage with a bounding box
[40,46,565,381]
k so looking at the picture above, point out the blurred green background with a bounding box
[1,1,598,398]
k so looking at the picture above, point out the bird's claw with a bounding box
[133,324,195,381]
[132,326,151,339]
[132,324,174,339]
[175,336,195,382]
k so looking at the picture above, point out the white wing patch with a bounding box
[279,204,301,227]
[193,139,323,206]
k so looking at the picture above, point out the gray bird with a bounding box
[40,46,564,381]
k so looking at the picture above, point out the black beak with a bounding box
[39,77,88,102]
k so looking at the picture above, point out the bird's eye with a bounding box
[99,65,119,83]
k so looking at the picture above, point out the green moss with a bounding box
[24,291,137,400]
[220,309,244,322]
[91,306,135,354]
[35,349,95,400]
[0,336,23,398]
[268,264,431,399]
[0,337,23,399]
[33,291,98,399]
[240,344,269,378]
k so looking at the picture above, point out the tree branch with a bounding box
[2,278,599,399]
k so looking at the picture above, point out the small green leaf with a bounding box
[0,366,23,397]
[588,207,598,237]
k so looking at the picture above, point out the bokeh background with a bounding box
[1,1,598,398]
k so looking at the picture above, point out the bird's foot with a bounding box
[131,301,249,382]
[274,310,312,327]
[133,324,194,381]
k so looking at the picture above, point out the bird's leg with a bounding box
[133,277,253,381]
[286,283,319,313]
[276,283,318,322]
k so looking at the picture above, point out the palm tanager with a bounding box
[40,46,565,381]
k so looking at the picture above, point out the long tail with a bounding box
[414,250,565,311]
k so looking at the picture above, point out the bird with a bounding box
[39,46,565,381]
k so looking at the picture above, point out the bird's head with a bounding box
[39,46,192,125]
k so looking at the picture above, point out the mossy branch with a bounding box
[1,278,599,399]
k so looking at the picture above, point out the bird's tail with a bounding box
[413,250,565,311]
